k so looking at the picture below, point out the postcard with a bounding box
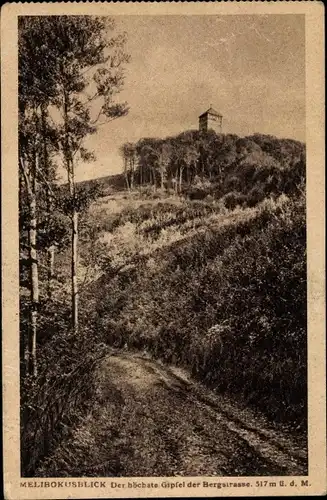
[1,1,325,498]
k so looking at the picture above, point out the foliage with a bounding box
[119,130,305,207]
[21,321,109,476]
[19,16,306,475]
[19,14,130,472]
[89,194,307,430]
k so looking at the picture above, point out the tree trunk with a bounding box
[179,166,183,193]
[173,178,178,194]
[160,168,164,190]
[41,105,55,301]
[124,174,130,191]
[21,156,39,376]
[71,210,79,334]
[20,154,39,376]
[68,159,78,334]
[63,88,79,334]
[152,168,156,190]
[124,159,130,191]
[130,159,134,190]
[47,245,55,300]
[29,190,39,377]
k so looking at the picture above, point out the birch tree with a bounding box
[43,16,130,333]
[19,17,59,375]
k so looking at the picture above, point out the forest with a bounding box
[19,15,307,476]
[119,129,305,203]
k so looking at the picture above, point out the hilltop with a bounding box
[78,131,305,207]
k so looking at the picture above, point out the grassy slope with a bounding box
[21,134,307,476]
[81,188,306,431]
[22,189,306,475]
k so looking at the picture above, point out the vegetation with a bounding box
[120,130,305,202]
[84,192,306,431]
[19,15,130,474]
[19,16,306,479]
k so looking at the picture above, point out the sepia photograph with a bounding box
[1,2,325,498]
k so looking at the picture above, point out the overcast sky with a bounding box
[74,14,305,182]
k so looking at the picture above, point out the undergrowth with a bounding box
[21,322,109,476]
[88,193,307,430]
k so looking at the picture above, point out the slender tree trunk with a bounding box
[45,200,54,300]
[63,88,79,334]
[179,166,183,193]
[47,245,55,300]
[130,159,134,190]
[152,167,156,190]
[29,189,39,376]
[124,158,130,191]
[41,105,55,300]
[124,174,130,191]
[160,162,165,190]
[20,154,39,376]
[71,209,78,333]
[67,161,79,334]
[68,159,79,334]
[173,178,178,194]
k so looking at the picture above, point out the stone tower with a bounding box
[199,107,223,134]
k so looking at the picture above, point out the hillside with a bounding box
[81,188,306,428]
[76,172,127,194]
[78,131,305,205]
[20,132,307,476]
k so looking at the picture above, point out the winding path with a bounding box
[41,352,307,477]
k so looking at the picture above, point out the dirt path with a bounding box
[40,352,307,477]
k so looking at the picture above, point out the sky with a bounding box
[73,14,305,182]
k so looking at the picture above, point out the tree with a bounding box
[40,16,130,333]
[19,138,40,377]
[38,107,61,300]
[136,139,171,190]
[19,16,130,378]
[120,142,136,190]
[169,132,200,192]
[135,138,160,188]
[147,140,171,190]
[18,16,60,375]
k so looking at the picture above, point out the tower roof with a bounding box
[199,107,222,118]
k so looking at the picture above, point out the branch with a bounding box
[19,155,32,196]
[90,104,126,126]
[96,115,122,128]
[70,91,99,114]
[71,138,84,159]
[90,106,104,125]
[35,163,58,200]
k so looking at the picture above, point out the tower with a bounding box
[199,107,223,134]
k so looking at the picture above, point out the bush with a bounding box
[221,191,247,210]
[21,324,109,476]
[94,195,307,430]
[246,186,266,207]
[185,187,208,200]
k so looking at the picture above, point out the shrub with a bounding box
[221,191,247,210]
[246,186,266,207]
[21,324,109,476]
[95,194,307,430]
